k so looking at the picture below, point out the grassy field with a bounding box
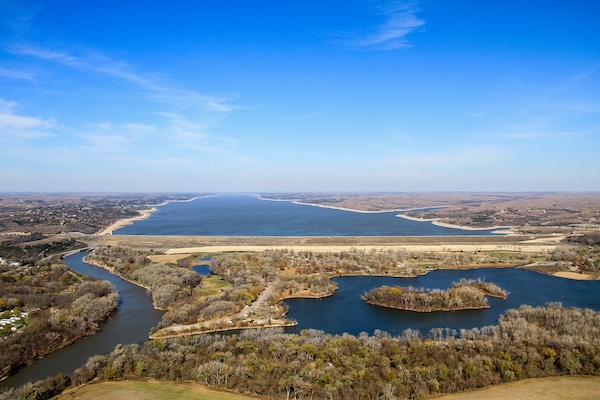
[55,380,261,400]
[55,376,600,400]
[431,376,600,400]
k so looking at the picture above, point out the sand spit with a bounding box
[97,208,158,236]
[553,271,593,280]
[258,195,442,214]
[397,213,515,233]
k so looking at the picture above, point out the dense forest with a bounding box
[362,278,508,312]
[2,303,599,400]
[0,234,84,266]
[0,260,118,380]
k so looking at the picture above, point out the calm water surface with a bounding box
[0,252,164,389]
[285,268,600,336]
[115,195,497,236]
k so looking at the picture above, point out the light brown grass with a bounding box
[430,376,600,400]
[56,380,260,400]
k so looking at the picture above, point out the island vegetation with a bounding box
[362,279,508,312]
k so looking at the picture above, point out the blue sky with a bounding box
[1,1,599,192]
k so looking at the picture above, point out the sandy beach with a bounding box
[96,196,210,235]
[397,213,515,232]
[97,207,158,235]
[553,271,593,280]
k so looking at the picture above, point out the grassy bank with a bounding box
[56,380,261,400]
[55,376,600,400]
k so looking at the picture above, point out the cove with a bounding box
[114,195,498,236]
[0,252,164,390]
[284,268,600,336]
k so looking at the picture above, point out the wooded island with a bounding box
[362,278,508,312]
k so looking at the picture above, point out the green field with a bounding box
[55,380,261,400]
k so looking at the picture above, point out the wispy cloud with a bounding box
[4,42,245,157]
[8,43,242,113]
[348,1,425,51]
[0,66,36,81]
[467,68,600,142]
[0,99,56,140]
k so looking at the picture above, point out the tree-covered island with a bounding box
[362,278,508,312]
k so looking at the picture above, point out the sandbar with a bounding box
[553,271,592,280]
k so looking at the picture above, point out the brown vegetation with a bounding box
[362,279,508,312]
[0,260,118,380]
[4,303,599,400]
[0,193,201,235]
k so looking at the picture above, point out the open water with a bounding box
[114,195,498,236]
[285,267,600,336]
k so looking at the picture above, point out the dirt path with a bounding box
[150,281,284,338]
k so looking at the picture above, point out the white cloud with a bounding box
[0,99,56,139]
[348,1,425,51]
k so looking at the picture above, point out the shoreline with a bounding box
[97,207,158,235]
[363,299,491,313]
[96,196,210,235]
[150,320,298,339]
[397,213,515,233]
[552,271,593,280]
[258,195,443,214]
[80,256,168,310]
[99,194,513,237]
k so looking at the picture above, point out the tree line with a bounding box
[3,303,599,400]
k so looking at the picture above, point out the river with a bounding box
[0,251,164,389]
[3,254,600,389]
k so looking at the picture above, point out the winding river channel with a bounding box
[0,252,164,390]
[3,252,600,390]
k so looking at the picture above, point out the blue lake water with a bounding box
[284,267,600,336]
[115,195,497,236]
